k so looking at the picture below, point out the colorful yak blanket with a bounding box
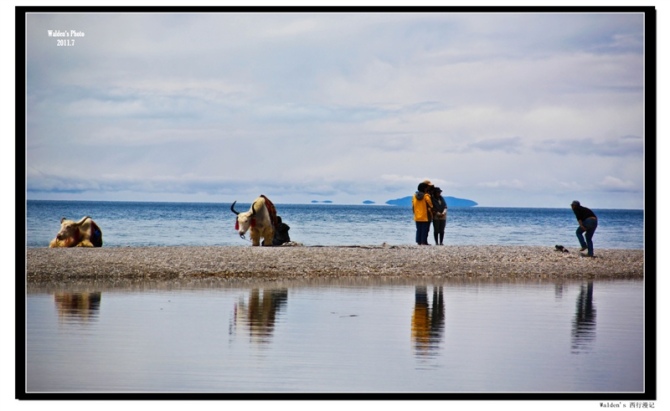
[261,195,278,228]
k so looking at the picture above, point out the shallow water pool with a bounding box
[24,279,645,395]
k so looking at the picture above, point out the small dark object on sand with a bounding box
[555,245,569,253]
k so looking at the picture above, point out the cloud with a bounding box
[23,11,647,209]
[532,135,643,157]
[476,179,526,190]
[598,176,638,192]
[467,137,523,154]
[26,169,243,196]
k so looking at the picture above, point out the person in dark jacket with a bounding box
[431,187,447,245]
[571,201,598,257]
[272,216,291,246]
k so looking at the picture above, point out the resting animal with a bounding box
[231,196,275,246]
[49,216,103,248]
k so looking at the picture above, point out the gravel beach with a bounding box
[26,245,645,288]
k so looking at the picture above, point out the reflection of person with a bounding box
[431,187,447,245]
[572,282,596,353]
[272,216,291,246]
[571,200,598,257]
[412,182,433,245]
[430,286,445,337]
[411,286,445,356]
[412,286,430,353]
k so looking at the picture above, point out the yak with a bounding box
[49,216,103,248]
[231,195,277,246]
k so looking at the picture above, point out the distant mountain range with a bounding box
[386,196,478,207]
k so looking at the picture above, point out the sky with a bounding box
[23,9,648,208]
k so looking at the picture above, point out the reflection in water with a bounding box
[411,286,445,358]
[571,282,597,354]
[554,282,564,299]
[54,292,102,323]
[233,288,288,344]
[26,281,643,393]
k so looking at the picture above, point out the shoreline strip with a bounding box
[26,245,645,285]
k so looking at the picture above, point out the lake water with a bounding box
[23,200,649,396]
[25,279,645,395]
[25,200,644,249]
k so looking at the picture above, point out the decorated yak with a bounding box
[231,195,277,246]
[49,216,103,248]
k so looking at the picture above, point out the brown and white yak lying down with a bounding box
[231,195,277,246]
[49,216,103,248]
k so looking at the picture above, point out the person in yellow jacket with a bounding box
[412,182,433,245]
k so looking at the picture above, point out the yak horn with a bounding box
[230,201,240,215]
[76,216,91,225]
[251,203,257,216]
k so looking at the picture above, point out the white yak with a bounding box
[231,195,276,246]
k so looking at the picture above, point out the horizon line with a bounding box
[24,198,644,211]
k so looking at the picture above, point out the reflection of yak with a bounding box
[234,289,288,343]
[411,286,445,356]
[54,292,102,322]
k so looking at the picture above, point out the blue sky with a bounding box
[24,10,647,208]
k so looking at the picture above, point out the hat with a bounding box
[571,200,580,206]
[434,187,442,193]
[422,179,434,186]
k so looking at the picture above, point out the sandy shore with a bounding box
[25,245,645,288]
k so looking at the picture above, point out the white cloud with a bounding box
[599,176,636,191]
[477,179,526,189]
[24,11,647,208]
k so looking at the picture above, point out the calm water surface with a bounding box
[26,201,644,249]
[26,279,644,394]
